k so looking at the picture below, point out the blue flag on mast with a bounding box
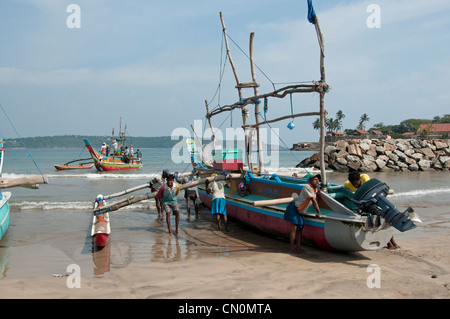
[307,0,316,24]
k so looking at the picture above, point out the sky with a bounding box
[0,0,449,148]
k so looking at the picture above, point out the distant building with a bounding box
[351,129,370,136]
[402,132,417,138]
[369,129,383,137]
[327,131,345,137]
[325,131,345,142]
[417,123,450,138]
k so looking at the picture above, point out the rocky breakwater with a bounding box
[296,138,450,172]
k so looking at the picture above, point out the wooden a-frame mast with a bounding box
[205,9,329,184]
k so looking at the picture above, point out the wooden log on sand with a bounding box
[95,173,243,213]
[0,175,48,189]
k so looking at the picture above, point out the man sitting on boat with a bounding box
[284,174,322,254]
[344,171,370,192]
[344,171,400,250]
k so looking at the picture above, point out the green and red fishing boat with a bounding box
[84,139,142,172]
[84,120,142,172]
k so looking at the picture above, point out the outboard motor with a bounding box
[348,179,417,232]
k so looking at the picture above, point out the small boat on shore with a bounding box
[0,140,10,241]
[91,212,111,247]
[92,195,111,247]
[0,138,48,241]
[0,191,11,241]
[54,158,94,171]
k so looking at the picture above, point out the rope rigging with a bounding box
[0,102,46,182]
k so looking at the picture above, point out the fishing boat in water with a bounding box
[189,3,419,252]
[54,158,94,171]
[84,120,142,172]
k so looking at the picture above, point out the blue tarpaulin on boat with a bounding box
[307,0,316,24]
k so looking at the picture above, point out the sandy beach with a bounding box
[1,204,449,300]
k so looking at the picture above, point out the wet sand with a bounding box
[1,203,449,300]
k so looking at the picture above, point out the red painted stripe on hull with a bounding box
[100,165,141,171]
[199,192,334,250]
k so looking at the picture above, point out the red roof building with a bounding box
[352,129,370,136]
[417,123,450,136]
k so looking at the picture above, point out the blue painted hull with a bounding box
[0,193,11,241]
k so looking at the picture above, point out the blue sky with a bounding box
[0,0,449,147]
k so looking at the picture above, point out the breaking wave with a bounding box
[390,187,450,198]
[10,200,155,211]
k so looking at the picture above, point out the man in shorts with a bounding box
[284,174,322,253]
[156,174,180,235]
[179,173,199,219]
[206,174,229,231]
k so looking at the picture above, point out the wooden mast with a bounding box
[314,14,327,186]
[205,100,216,149]
[249,32,264,173]
[219,12,253,172]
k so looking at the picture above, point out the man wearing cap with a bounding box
[284,174,322,253]
[156,174,181,235]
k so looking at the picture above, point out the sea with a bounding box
[0,147,449,279]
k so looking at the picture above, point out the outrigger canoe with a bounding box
[91,212,111,247]
[190,5,419,253]
[55,162,94,171]
[92,195,111,247]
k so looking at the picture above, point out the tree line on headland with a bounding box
[313,112,450,139]
[4,135,179,149]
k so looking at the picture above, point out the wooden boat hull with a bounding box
[84,139,142,172]
[198,175,395,252]
[54,163,94,170]
[91,212,111,247]
[0,192,11,241]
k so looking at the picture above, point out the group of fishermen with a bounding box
[100,141,142,163]
[95,167,399,253]
[149,169,228,235]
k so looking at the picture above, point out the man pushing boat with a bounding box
[156,174,181,235]
[284,174,322,254]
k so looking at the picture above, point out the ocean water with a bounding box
[0,146,449,279]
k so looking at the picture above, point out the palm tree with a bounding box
[312,118,321,131]
[358,113,370,130]
[335,110,345,131]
